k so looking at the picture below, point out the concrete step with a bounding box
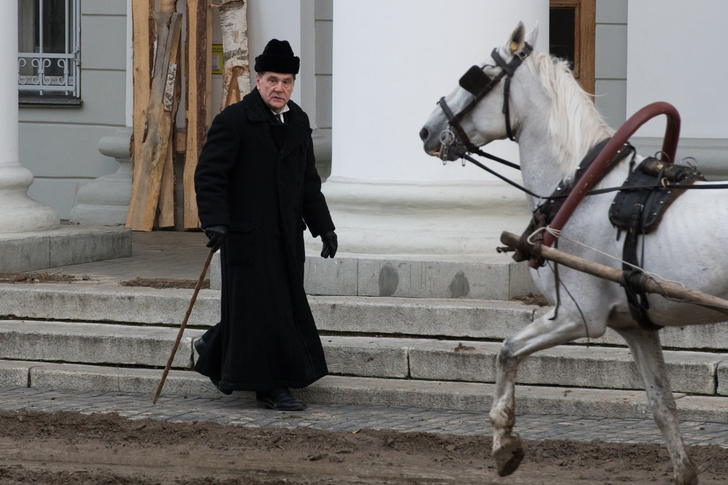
[301,251,538,300]
[2,360,727,423]
[2,321,726,396]
[0,225,131,273]
[1,284,727,351]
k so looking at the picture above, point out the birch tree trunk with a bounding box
[217,0,250,110]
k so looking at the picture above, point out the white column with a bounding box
[321,0,549,255]
[626,0,728,178]
[0,1,59,232]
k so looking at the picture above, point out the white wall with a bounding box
[627,0,728,138]
[247,0,305,108]
[330,0,549,182]
[21,2,127,219]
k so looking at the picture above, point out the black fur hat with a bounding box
[254,39,300,74]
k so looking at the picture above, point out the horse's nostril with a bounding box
[419,127,430,141]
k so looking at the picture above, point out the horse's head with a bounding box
[419,22,538,161]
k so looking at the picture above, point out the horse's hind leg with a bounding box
[614,325,698,485]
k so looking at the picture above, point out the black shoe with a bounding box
[211,377,233,395]
[193,337,205,354]
[256,388,307,411]
[194,338,232,395]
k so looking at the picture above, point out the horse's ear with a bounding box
[509,21,526,55]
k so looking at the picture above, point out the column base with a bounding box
[0,164,59,233]
[307,176,533,257]
[70,129,132,226]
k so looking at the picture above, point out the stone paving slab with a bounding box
[719,360,728,395]
[3,324,726,396]
[0,320,204,368]
[407,338,728,395]
[0,283,221,326]
[3,280,726,352]
[312,296,545,338]
[304,253,538,300]
[0,360,29,387]
[0,386,726,448]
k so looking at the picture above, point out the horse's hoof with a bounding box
[493,436,525,477]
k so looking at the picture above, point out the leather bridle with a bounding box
[437,43,533,161]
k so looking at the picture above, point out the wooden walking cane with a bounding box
[153,248,215,404]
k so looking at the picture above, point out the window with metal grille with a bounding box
[18,0,81,105]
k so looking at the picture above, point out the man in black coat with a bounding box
[193,39,337,411]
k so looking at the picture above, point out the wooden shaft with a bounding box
[153,248,215,404]
[501,231,728,313]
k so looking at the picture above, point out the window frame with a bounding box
[550,0,596,95]
[18,0,82,107]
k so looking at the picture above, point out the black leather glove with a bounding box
[320,231,338,258]
[204,225,229,252]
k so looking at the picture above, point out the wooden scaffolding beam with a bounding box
[183,0,212,229]
[126,5,183,231]
[129,0,249,231]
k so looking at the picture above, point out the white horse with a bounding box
[420,22,728,485]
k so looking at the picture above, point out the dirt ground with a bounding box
[1,410,727,484]
[0,273,208,289]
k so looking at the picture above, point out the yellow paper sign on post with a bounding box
[211,43,223,75]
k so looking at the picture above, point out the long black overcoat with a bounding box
[193,88,335,392]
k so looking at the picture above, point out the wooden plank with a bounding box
[128,0,154,228]
[126,12,183,231]
[183,0,212,229]
[174,128,187,154]
[159,0,176,11]
[157,7,183,229]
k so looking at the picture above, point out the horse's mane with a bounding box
[529,50,614,180]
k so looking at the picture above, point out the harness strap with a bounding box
[438,97,479,153]
[503,77,515,141]
[621,267,664,331]
[491,44,532,141]
[439,43,533,155]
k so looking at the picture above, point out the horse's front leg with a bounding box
[490,309,602,476]
[613,325,698,485]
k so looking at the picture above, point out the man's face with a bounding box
[256,72,295,113]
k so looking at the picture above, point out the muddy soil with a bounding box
[118,276,210,290]
[0,410,726,484]
[0,273,208,289]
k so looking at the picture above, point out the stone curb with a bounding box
[3,361,728,423]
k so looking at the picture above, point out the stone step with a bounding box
[2,321,726,396]
[1,285,726,351]
[301,252,538,300]
[2,360,727,423]
[0,226,131,273]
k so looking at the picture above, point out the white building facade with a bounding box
[12,0,728,254]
